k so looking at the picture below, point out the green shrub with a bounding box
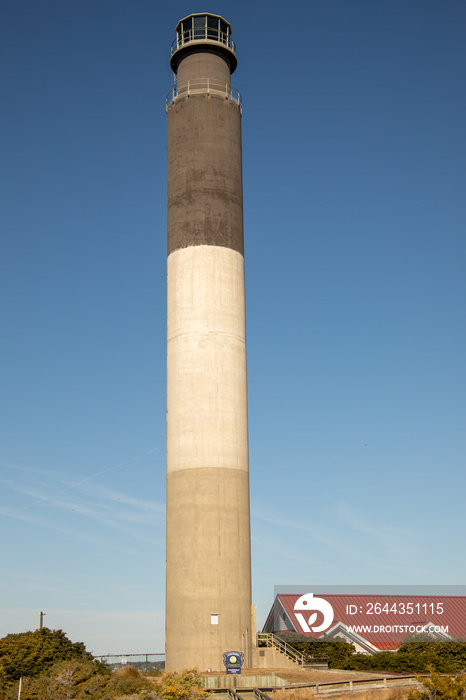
[13,659,108,700]
[158,669,208,700]
[0,628,98,682]
[108,666,154,696]
[408,669,466,700]
[277,633,466,674]
[12,661,158,700]
[343,640,466,674]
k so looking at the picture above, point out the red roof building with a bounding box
[263,593,466,653]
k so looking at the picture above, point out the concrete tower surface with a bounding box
[165,14,252,671]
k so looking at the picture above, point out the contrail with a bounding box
[10,447,161,513]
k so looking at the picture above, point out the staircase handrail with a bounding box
[256,632,304,665]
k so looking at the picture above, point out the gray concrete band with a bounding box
[166,467,251,670]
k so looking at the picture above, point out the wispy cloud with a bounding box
[252,501,430,577]
[1,447,162,513]
[252,533,339,571]
[0,503,137,551]
[0,461,64,478]
[76,481,165,513]
[0,448,165,548]
[252,506,354,556]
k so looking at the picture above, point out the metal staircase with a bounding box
[256,632,304,666]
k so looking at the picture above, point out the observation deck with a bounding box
[166,78,242,113]
[170,13,237,74]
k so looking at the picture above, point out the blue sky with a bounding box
[1,0,465,656]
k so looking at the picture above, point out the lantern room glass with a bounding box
[175,14,231,48]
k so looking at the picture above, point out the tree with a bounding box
[0,628,100,682]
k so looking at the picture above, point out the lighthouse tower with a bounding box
[165,14,252,671]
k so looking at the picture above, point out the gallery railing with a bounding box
[171,29,236,55]
[166,79,242,112]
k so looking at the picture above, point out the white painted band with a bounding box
[167,245,249,473]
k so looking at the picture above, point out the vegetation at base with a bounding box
[13,663,159,700]
[157,669,208,700]
[408,670,466,700]
[272,688,316,700]
[277,633,466,673]
[0,629,210,700]
[0,628,159,700]
[344,639,466,674]
[106,661,164,674]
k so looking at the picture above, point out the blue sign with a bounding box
[223,651,244,674]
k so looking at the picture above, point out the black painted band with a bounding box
[167,94,244,257]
